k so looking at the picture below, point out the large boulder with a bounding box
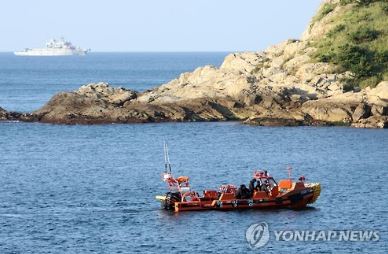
[76,82,137,105]
[34,83,138,124]
[220,52,266,73]
[302,100,353,124]
[137,65,253,104]
[365,81,388,106]
[352,103,371,122]
[351,116,388,129]
[371,105,388,117]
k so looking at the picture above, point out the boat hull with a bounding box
[157,183,321,212]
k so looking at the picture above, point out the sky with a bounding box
[0,0,322,52]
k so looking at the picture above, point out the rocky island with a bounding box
[1,0,387,128]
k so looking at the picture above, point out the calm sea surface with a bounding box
[0,53,387,253]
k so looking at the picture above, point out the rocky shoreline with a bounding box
[1,0,387,128]
[1,80,387,128]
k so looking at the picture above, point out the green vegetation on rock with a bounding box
[313,0,388,89]
[313,2,336,23]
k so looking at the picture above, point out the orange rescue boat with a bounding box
[156,144,321,212]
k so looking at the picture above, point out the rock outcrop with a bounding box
[1,0,387,128]
[27,79,387,128]
[33,82,243,124]
[0,107,35,122]
[0,107,7,120]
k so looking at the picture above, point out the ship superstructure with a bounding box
[14,38,89,56]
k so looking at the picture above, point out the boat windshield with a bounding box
[267,177,277,188]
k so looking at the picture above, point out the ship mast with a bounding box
[164,142,172,173]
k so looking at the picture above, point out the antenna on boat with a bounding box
[164,141,172,173]
[287,165,292,179]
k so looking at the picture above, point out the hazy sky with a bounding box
[0,0,322,52]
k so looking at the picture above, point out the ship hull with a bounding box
[14,49,88,56]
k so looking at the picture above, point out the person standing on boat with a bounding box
[249,178,262,193]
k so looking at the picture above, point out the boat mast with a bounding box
[164,142,172,173]
[287,166,292,179]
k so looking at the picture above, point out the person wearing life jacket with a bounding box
[249,178,262,193]
[236,184,251,199]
